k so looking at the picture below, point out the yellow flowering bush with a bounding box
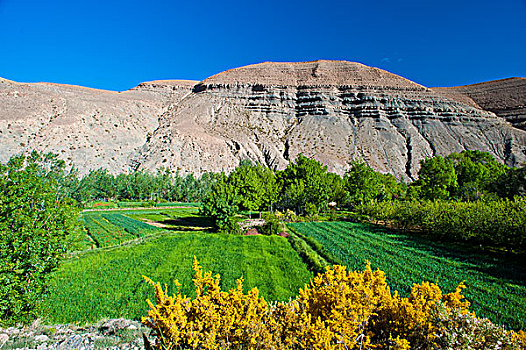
[143,258,524,349]
[142,257,272,349]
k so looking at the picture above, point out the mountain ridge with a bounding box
[1,61,525,179]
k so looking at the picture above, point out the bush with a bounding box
[143,259,524,349]
[259,212,286,235]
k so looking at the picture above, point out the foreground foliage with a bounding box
[290,222,526,330]
[144,258,525,349]
[0,152,81,324]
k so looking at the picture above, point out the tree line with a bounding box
[58,168,220,205]
[201,151,526,232]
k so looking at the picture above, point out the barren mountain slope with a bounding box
[433,78,526,131]
[2,61,525,179]
[0,78,196,173]
[133,61,526,180]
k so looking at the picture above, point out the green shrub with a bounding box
[357,198,526,250]
[259,212,286,235]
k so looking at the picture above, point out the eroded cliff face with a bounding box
[133,61,526,180]
[433,78,526,131]
[0,78,196,173]
[1,61,525,179]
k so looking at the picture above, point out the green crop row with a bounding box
[289,221,526,330]
[82,214,135,247]
[41,233,312,324]
[101,213,161,235]
[82,213,161,248]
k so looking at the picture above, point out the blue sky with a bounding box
[0,0,525,91]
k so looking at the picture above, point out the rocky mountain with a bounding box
[1,61,525,180]
[0,77,196,173]
[433,78,526,131]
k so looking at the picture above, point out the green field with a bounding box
[82,212,163,248]
[156,202,201,208]
[289,221,526,330]
[47,210,526,330]
[41,233,312,324]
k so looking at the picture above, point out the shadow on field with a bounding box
[160,216,214,231]
[365,223,526,288]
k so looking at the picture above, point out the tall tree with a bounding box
[200,174,240,233]
[344,161,398,206]
[415,156,457,200]
[0,152,81,324]
[280,155,332,213]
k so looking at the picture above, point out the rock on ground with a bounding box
[0,319,151,350]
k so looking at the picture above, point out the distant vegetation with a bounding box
[201,151,525,238]
[64,167,220,206]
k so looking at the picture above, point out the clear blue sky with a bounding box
[1,0,525,91]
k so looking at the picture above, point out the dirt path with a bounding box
[143,219,170,229]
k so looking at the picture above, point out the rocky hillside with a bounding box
[1,61,525,179]
[132,61,526,180]
[433,77,526,131]
[0,77,196,173]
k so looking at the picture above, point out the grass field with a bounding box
[288,221,526,330]
[41,233,312,324]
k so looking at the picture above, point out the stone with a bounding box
[35,334,50,342]
[244,228,260,236]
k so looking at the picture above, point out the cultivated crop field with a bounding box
[43,205,526,331]
[289,221,526,330]
[82,212,163,248]
[42,232,312,324]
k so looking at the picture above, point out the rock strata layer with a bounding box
[433,78,526,131]
[1,61,525,179]
[134,61,526,180]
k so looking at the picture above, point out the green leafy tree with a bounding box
[415,156,457,200]
[229,160,280,215]
[82,168,116,201]
[279,155,332,214]
[200,174,240,233]
[229,160,264,216]
[327,172,349,207]
[494,164,526,199]
[344,161,397,206]
[0,152,81,324]
[447,150,507,200]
